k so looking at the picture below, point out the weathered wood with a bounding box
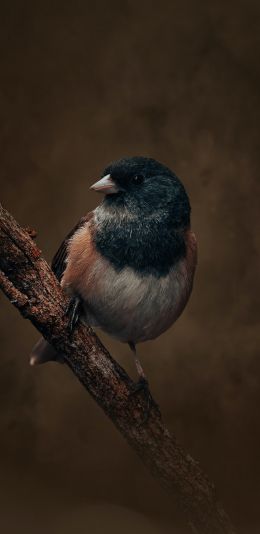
[0,203,236,534]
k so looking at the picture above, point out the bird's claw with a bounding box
[130,377,154,424]
[65,296,82,334]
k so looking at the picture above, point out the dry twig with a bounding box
[0,203,236,534]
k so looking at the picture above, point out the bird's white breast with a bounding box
[77,253,194,344]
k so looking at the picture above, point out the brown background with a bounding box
[0,1,260,533]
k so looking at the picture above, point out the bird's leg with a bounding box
[129,341,146,381]
[65,295,83,334]
[128,342,153,422]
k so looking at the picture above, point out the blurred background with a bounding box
[0,1,260,533]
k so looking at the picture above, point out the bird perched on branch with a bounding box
[30,157,197,402]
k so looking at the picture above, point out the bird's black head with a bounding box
[91,156,191,229]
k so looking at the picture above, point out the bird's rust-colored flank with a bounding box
[61,215,99,293]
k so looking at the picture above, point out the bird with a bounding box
[30,156,197,401]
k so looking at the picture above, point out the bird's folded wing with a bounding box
[51,211,93,281]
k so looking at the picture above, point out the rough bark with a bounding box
[0,203,236,534]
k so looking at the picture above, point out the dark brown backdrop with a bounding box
[0,2,259,533]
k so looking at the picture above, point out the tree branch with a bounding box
[0,203,236,534]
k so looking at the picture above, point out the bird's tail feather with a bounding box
[30,337,65,365]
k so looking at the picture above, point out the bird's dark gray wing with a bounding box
[51,212,93,281]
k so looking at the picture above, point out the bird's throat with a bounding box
[94,205,187,277]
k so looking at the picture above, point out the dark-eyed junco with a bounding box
[30,157,197,391]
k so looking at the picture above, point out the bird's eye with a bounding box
[132,174,144,185]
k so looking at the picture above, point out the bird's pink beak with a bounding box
[90,174,119,195]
